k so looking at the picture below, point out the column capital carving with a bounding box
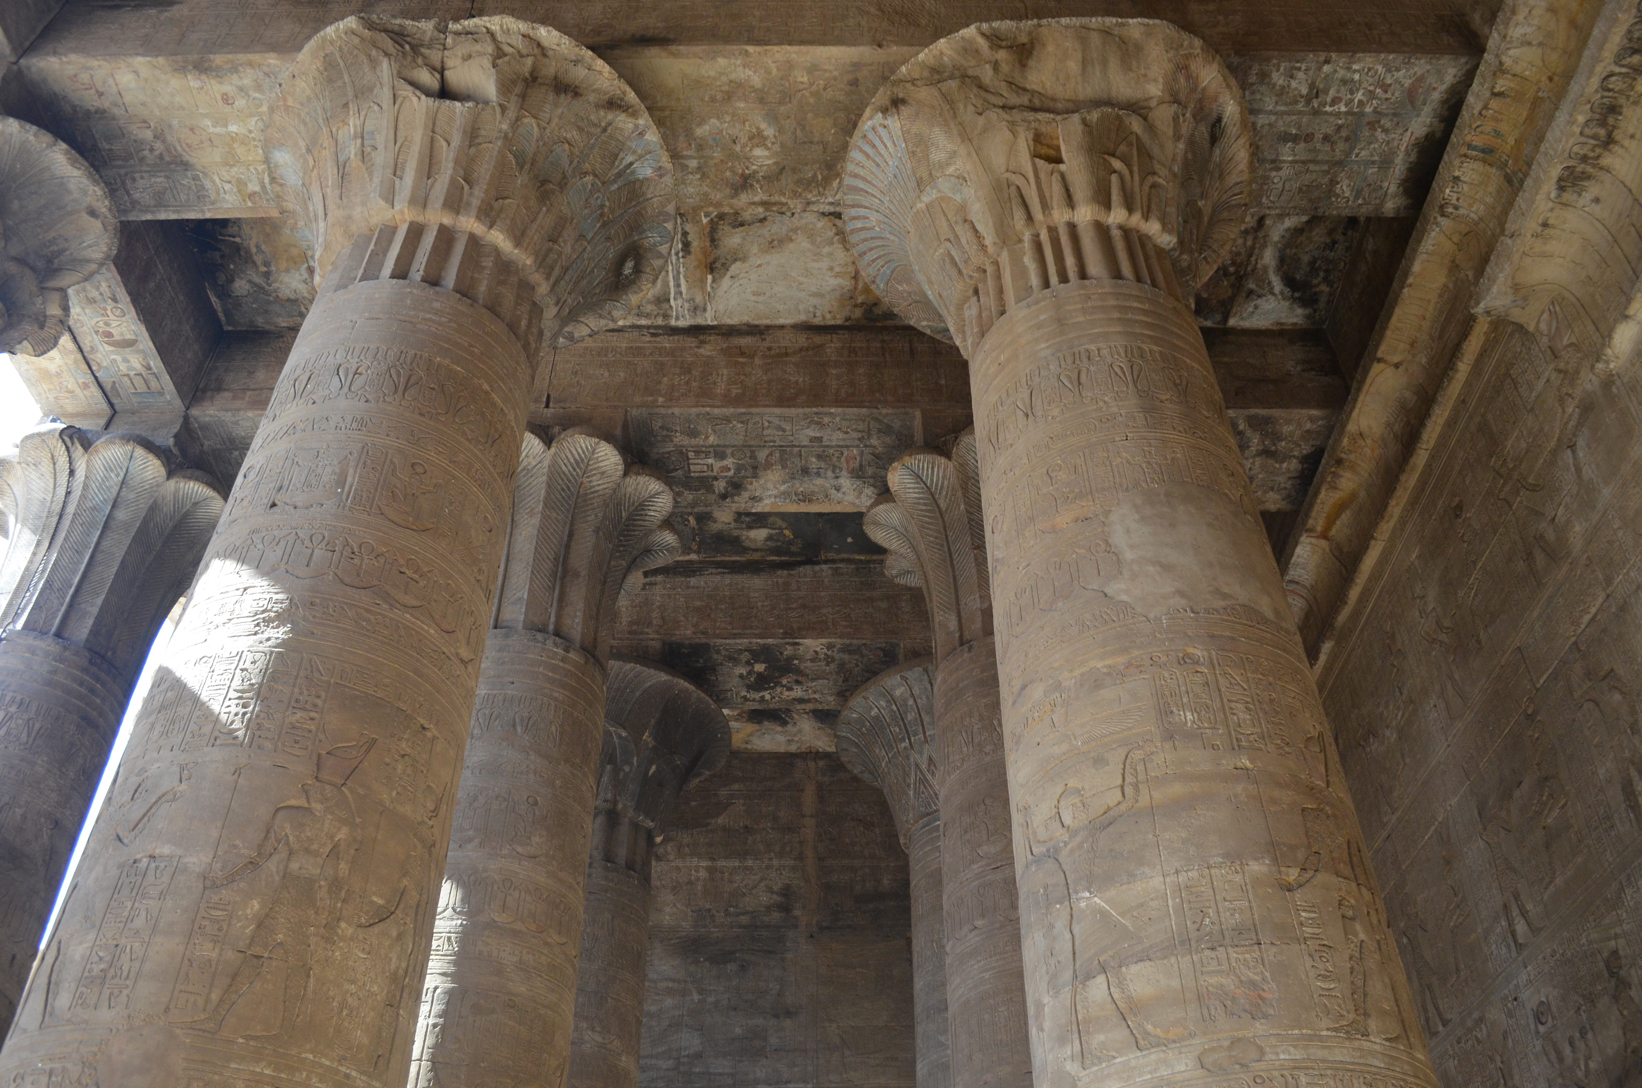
[837,660,938,849]
[0,425,224,681]
[265,15,675,354]
[0,118,118,357]
[843,19,1250,356]
[497,429,680,664]
[596,658,729,854]
[864,430,989,663]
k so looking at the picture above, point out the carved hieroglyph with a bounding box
[843,21,1436,1088]
[413,430,681,1088]
[864,435,1033,1088]
[0,17,673,1088]
[0,426,222,1034]
[838,660,950,1088]
[569,659,729,1088]
[0,117,118,357]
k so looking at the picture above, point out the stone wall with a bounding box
[639,753,915,1088]
[1321,312,1642,1086]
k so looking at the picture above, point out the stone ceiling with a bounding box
[0,0,1494,750]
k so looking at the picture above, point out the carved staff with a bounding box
[843,20,1433,1088]
[0,17,674,1088]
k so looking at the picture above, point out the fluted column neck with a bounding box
[265,14,676,357]
[842,18,1250,358]
[0,118,119,357]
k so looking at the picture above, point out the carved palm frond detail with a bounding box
[264,15,676,352]
[0,118,119,357]
[837,660,939,849]
[0,426,224,681]
[864,429,990,663]
[496,429,679,663]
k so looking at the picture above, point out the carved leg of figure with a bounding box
[906,812,952,1088]
[973,280,1428,1085]
[568,843,652,1088]
[0,633,127,1029]
[0,279,531,1088]
[934,638,1033,1088]
[411,630,605,1088]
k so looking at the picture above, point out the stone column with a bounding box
[410,432,682,1088]
[837,661,949,1088]
[864,434,1032,1088]
[0,426,223,1032]
[569,660,729,1088]
[843,20,1435,1088]
[0,16,674,1088]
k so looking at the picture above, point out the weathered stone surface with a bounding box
[0,426,222,1034]
[570,661,729,1088]
[1283,0,1605,653]
[837,662,949,1088]
[640,752,914,1088]
[0,16,676,1085]
[0,116,117,356]
[844,20,1434,1087]
[1314,2,1642,1080]
[413,430,680,1088]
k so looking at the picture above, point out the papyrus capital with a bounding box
[265,16,676,353]
[843,19,1251,355]
[837,661,939,848]
[0,118,118,357]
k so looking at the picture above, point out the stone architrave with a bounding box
[842,20,1436,1088]
[837,661,950,1088]
[0,426,223,1033]
[410,430,681,1088]
[0,116,119,358]
[863,433,1032,1088]
[0,17,673,1088]
[568,660,729,1088]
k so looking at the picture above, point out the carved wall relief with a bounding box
[843,20,1435,1088]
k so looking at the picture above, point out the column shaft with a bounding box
[933,638,1032,1088]
[568,848,651,1088]
[906,812,951,1088]
[0,632,127,1025]
[413,630,605,1088]
[0,279,531,1088]
[974,279,1424,1083]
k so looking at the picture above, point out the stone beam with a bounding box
[11,39,1472,226]
[1282,0,1610,653]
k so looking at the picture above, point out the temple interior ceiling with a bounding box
[0,0,1494,752]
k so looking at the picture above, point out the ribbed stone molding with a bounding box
[0,425,222,1033]
[0,117,118,356]
[264,14,675,354]
[863,437,1032,1088]
[838,661,950,1088]
[412,430,680,1088]
[569,659,729,1088]
[844,21,1435,1088]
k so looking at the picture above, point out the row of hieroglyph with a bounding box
[0,15,1442,1088]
